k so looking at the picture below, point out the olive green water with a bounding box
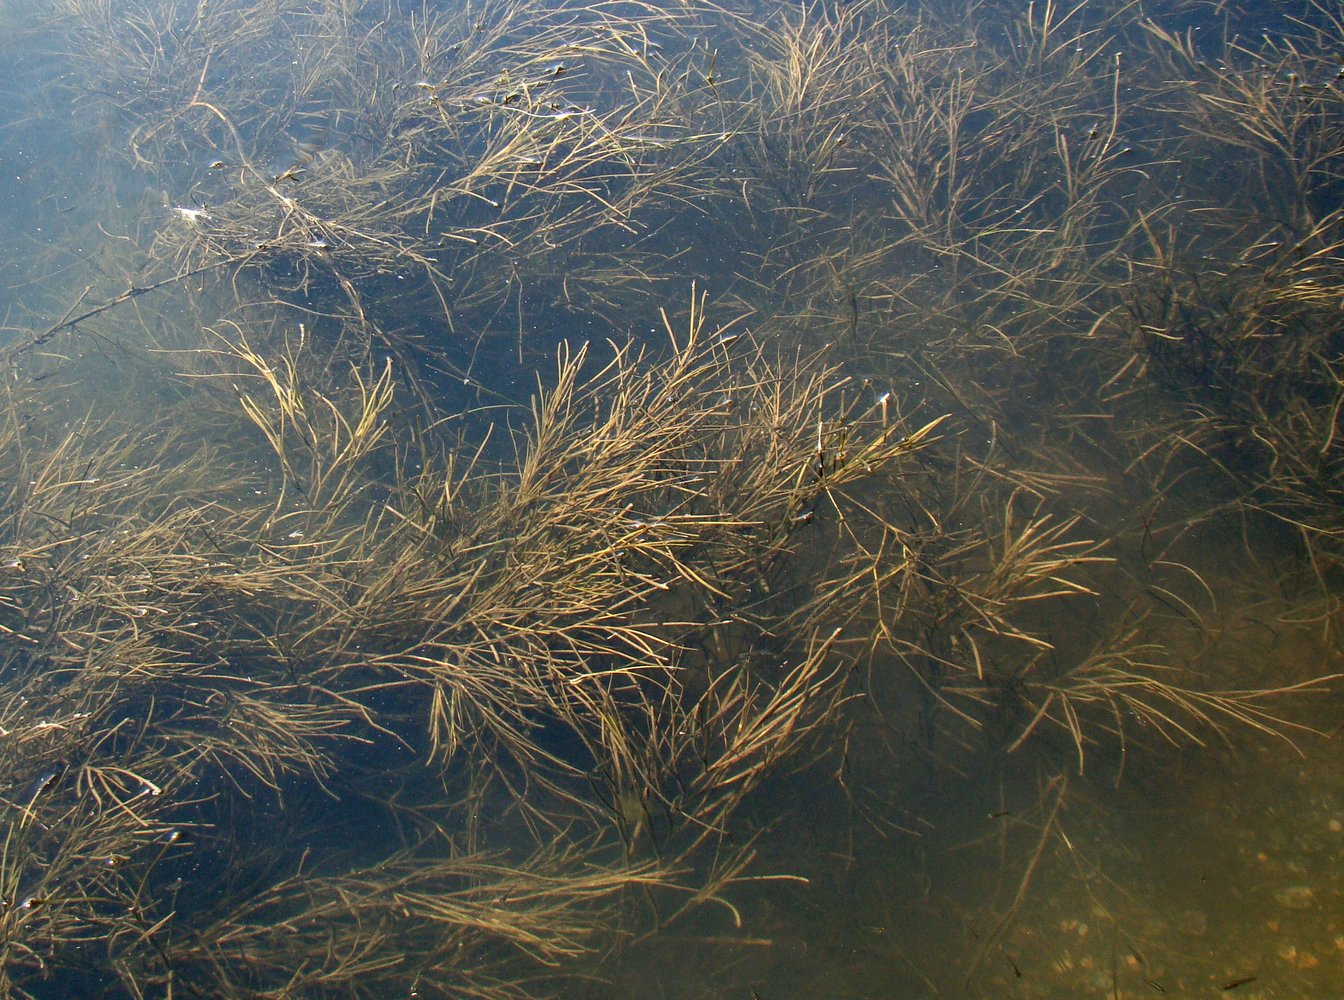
[0,0,1340,996]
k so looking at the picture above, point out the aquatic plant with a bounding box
[0,0,1338,996]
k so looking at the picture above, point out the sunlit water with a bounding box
[0,0,1340,996]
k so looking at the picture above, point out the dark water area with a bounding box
[0,0,1341,996]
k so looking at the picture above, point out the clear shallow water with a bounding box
[579,557,1344,998]
[0,0,1340,996]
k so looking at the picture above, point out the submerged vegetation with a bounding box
[0,0,1340,995]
